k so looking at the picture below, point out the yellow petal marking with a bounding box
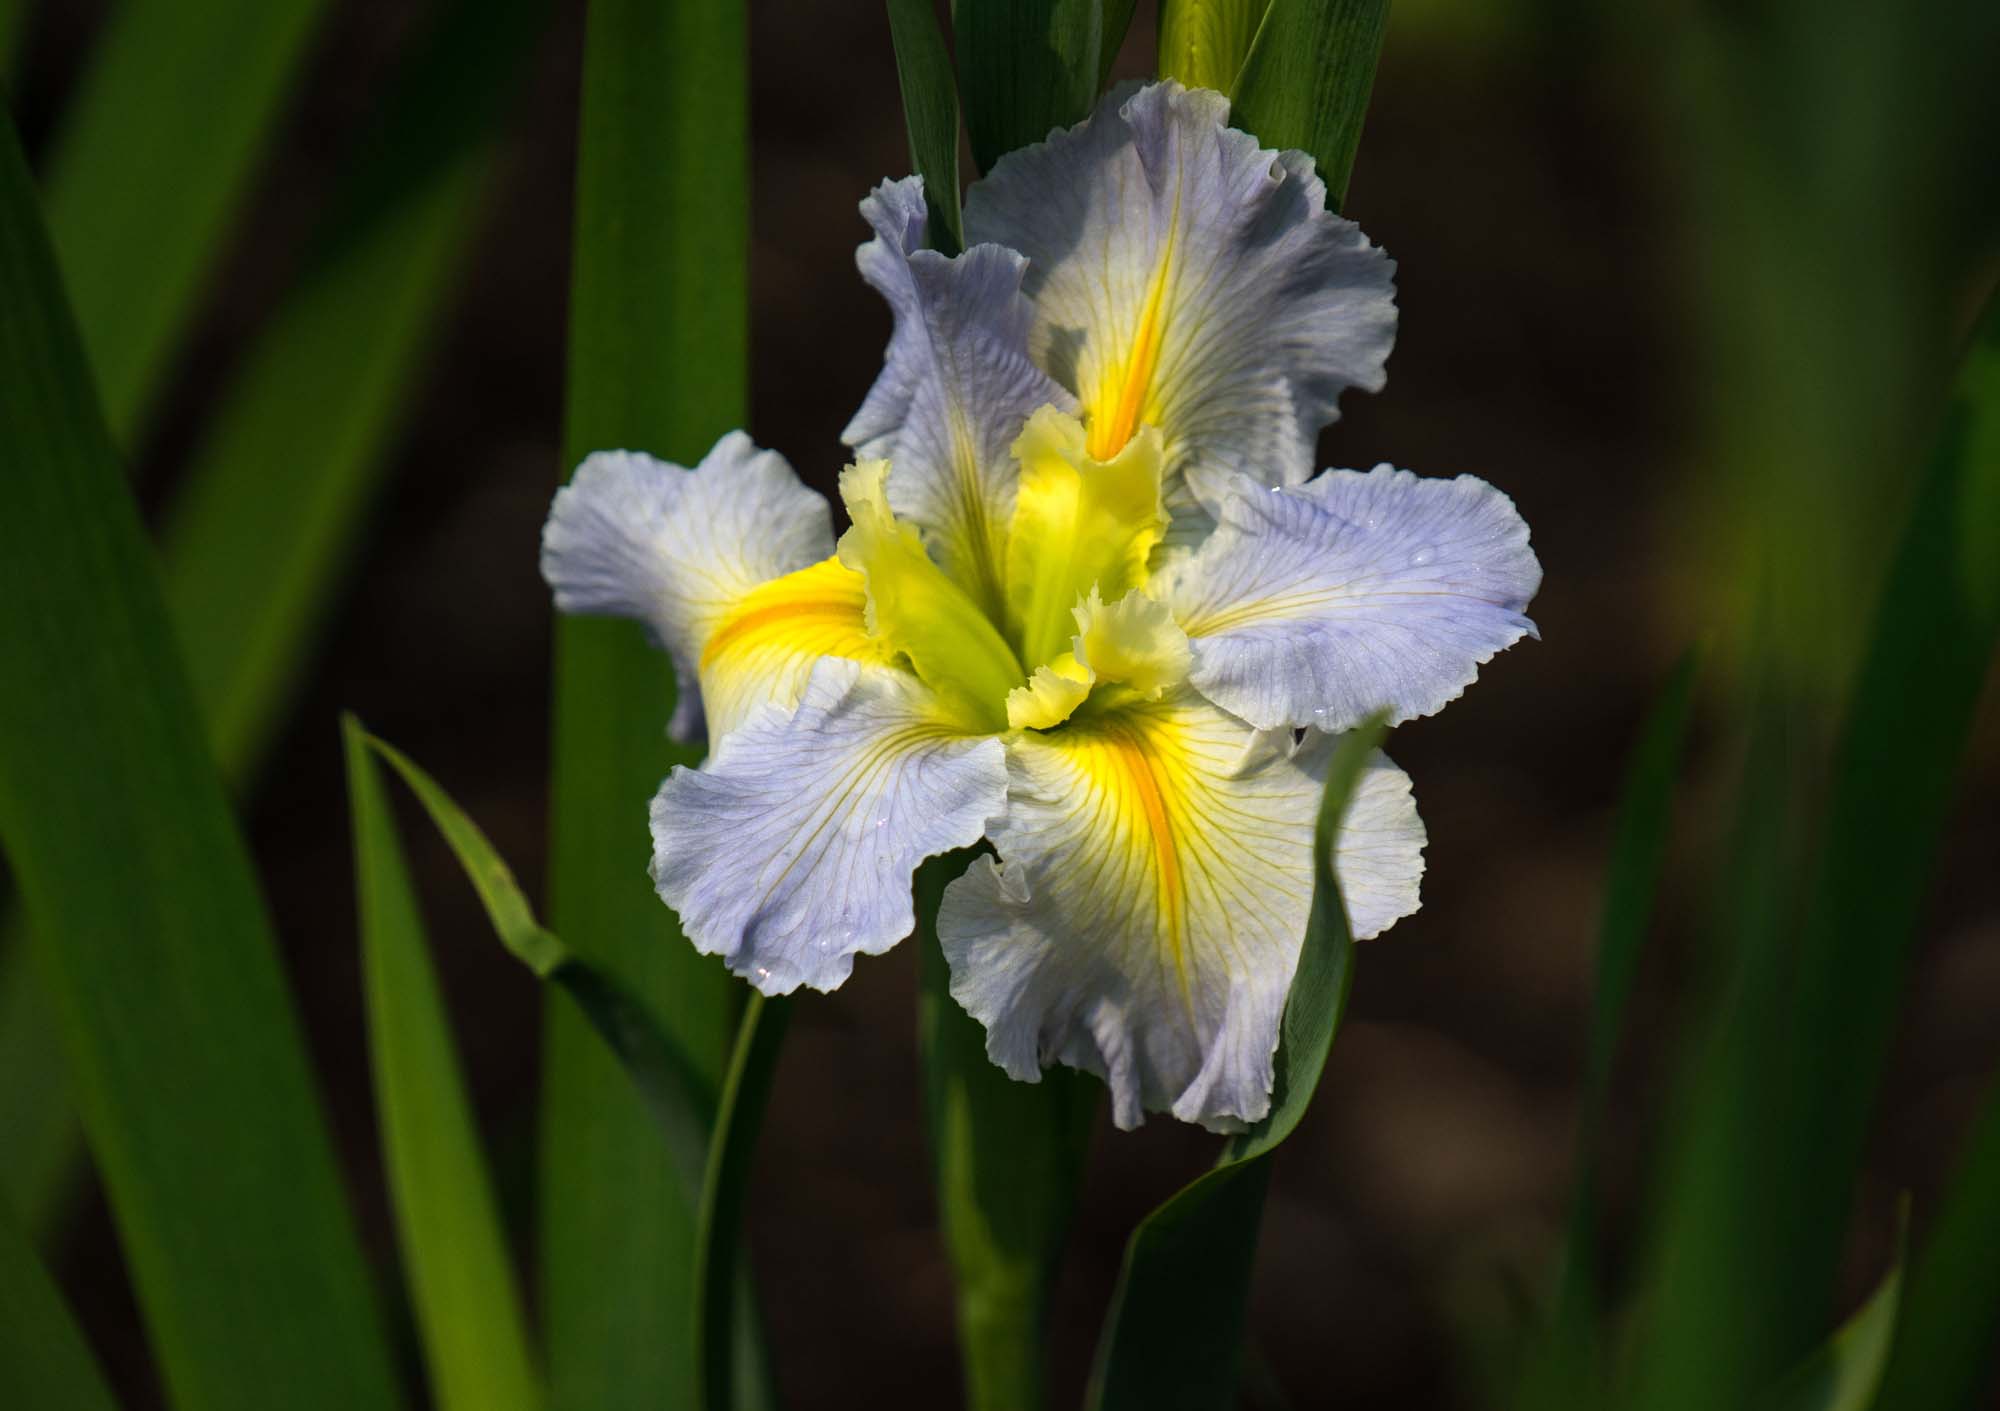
[1085,245,1174,461]
[694,556,893,740]
[698,557,880,671]
[1088,715,1190,1006]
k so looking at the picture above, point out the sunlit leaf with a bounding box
[344,717,542,1411]
[1230,0,1391,211]
[1159,0,1265,93]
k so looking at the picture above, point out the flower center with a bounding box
[836,406,1175,734]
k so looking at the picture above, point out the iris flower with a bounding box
[541,83,1541,1130]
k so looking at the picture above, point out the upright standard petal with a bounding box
[540,433,885,744]
[963,81,1397,513]
[1162,466,1541,733]
[844,177,1075,615]
[939,693,1337,1131]
[651,658,1008,995]
[837,458,1026,731]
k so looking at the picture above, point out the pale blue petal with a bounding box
[1164,466,1541,732]
[650,658,1007,995]
[1324,744,1427,941]
[963,81,1397,514]
[938,695,1321,1131]
[844,177,1075,611]
[540,433,834,741]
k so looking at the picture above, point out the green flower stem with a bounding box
[917,852,1096,1411]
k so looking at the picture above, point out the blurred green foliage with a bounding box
[0,1,1994,1409]
[0,102,405,1411]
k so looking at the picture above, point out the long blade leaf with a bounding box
[1628,294,2000,1409]
[42,0,328,441]
[359,730,715,1198]
[1516,650,1701,1408]
[0,104,403,1411]
[0,1204,122,1411]
[545,3,750,1405]
[344,717,542,1411]
[1158,0,1265,93]
[1870,1072,2000,1410]
[0,935,72,1230]
[1763,1222,1904,1411]
[1230,0,1391,211]
[0,0,552,1244]
[886,0,964,252]
[164,0,550,784]
[954,0,1103,174]
[1087,719,1388,1411]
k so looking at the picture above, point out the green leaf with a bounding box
[43,0,328,441]
[1516,650,1702,1408]
[1870,1072,2000,1411]
[0,930,74,1232]
[0,0,553,1248]
[0,1,26,83]
[886,0,964,253]
[1087,718,1388,1411]
[0,103,403,1411]
[0,1203,122,1411]
[1764,1217,1904,1411]
[1628,295,2000,1410]
[954,0,1103,174]
[359,727,778,1411]
[1159,0,1265,94]
[693,993,791,1411]
[1230,0,1392,211]
[545,3,750,1405]
[357,731,715,1199]
[917,850,1096,1411]
[1098,0,1140,86]
[343,718,542,1411]
[163,0,550,785]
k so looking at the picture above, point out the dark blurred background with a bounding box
[12,2,1998,1407]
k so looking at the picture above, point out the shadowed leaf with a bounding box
[0,102,404,1411]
